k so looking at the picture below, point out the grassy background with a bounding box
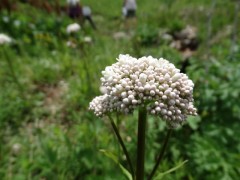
[0,0,240,179]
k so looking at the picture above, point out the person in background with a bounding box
[67,0,96,29]
[82,6,96,29]
[67,0,82,19]
[122,0,137,18]
[122,0,137,31]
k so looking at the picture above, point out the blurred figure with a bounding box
[67,0,82,19]
[82,6,96,29]
[122,0,137,18]
[169,25,199,73]
[67,0,96,29]
[121,0,137,32]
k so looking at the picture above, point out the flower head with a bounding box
[66,40,77,48]
[66,23,81,34]
[89,54,197,127]
[89,95,110,117]
[83,36,92,43]
[0,33,12,45]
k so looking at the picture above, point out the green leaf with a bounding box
[153,160,188,180]
[187,116,201,130]
[100,149,133,180]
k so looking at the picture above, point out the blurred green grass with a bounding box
[0,0,240,179]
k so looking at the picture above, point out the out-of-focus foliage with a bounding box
[0,0,239,179]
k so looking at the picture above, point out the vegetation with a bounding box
[0,0,239,179]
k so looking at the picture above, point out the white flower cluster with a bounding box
[66,23,81,34]
[89,95,109,116]
[89,54,197,127]
[83,36,92,43]
[0,33,12,45]
[66,40,77,48]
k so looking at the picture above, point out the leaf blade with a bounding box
[100,149,133,180]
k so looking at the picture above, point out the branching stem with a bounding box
[108,116,135,179]
[148,129,172,180]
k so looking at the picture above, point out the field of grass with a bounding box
[0,0,240,179]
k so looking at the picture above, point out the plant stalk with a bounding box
[136,107,147,180]
[3,48,23,93]
[148,129,172,180]
[81,46,93,95]
[109,116,135,178]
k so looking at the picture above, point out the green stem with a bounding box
[80,46,92,95]
[108,116,135,179]
[3,48,23,92]
[148,129,172,180]
[136,107,147,180]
